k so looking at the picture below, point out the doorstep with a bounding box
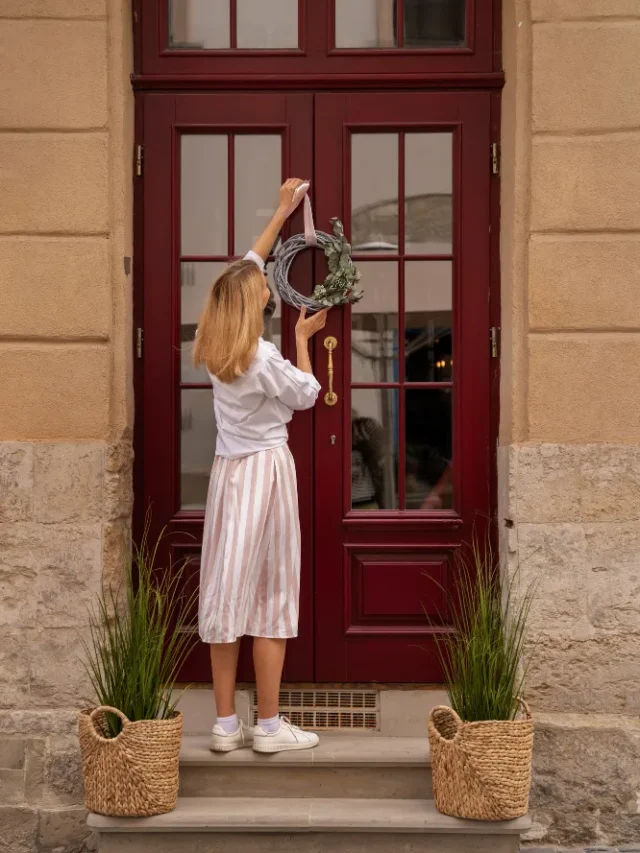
[179,733,432,799]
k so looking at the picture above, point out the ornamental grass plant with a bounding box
[436,528,537,722]
[81,517,198,737]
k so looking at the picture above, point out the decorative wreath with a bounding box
[273,192,363,312]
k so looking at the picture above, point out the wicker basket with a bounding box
[428,701,533,821]
[78,705,183,817]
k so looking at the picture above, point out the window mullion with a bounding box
[230,0,237,49]
[227,133,234,257]
[398,129,406,509]
[396,0,404,48]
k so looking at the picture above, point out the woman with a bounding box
[193,179,327,754]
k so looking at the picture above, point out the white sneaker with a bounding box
[210,720,254,752]
[252,716,319,753]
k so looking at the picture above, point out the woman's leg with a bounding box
[253,637,287,719]
[210,640,241,717]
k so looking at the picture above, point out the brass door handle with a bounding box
[324,336,338,406]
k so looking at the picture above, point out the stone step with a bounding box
[179,734,432,799]
[89,796,530,853]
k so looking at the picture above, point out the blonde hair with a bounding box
[192,259,264,383]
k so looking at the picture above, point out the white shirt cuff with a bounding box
[244,250,265,270]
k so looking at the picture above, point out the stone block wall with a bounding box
[502,0,640,846]
[0,1,133,850]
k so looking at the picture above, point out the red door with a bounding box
[140,93,314,681]
[313,93,492,682]
[138,90,493,683]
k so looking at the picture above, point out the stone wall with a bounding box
[501,0,640,846]
[0,1,133,850]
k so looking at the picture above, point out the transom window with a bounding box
[335,0,466,50]
[166,0,466,52]
[169,0,301,50]
[141,0,492,76]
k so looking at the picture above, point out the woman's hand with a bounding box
[250,178,308,263]
[277,178,308,219]
[295,307,329,342]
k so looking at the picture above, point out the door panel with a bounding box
[142,93,314,681]
[313,92,491,682]
[140,91,493,685]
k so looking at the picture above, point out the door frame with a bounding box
[131,0,503,686]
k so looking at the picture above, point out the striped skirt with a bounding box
[198,445,301,644]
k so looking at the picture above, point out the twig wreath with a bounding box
[273,188,363,312]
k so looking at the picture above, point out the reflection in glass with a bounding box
[181,135,228,256]
[181,262,226,383]
[234,135,282,255]
[404,262,453,382]
[237,0,299,48]
[405,133,452,255]
[404,0,465,48]
[351,262,398,383]
[351,389,398,510]
[405,389,453,510]
[169,0,230,49]
[351,134,398,252]
[335,0,396,48]
[181,390,216,510]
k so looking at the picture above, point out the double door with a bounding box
[139,90,493,682]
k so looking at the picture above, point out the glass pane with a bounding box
[234,135,282,255]
[237,0,299,48]
[335,0,396,48]
[181,135,228,256]
[404,0,465,48]
[181,389,216,510]
[405,262,452,382]
[405,133,452,255]
[263,263,283,352]
[351,389,399,510]
[351,134,398,253]
[351,262,398,383]
[169,0,230,49]
[181,262,226,383]
[405,389,453,510]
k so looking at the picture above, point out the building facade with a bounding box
[0,0,639,849]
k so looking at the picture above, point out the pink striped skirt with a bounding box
[198,445,301,644]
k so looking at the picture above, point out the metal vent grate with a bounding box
[251,689,380,731]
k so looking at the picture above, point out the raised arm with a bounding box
[250,178,307,263]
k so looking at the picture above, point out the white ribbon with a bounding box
[291,181,317,247]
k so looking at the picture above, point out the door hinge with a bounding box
[136,327,144,359]
[490,326,500,359]
[491,142,500,176]
[135,144,144,177]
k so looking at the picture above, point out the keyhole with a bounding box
[330,435,336,445]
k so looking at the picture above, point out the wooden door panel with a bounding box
[141,93,314,682]
[313,92,492,682]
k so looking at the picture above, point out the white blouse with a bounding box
[207,250,321,459]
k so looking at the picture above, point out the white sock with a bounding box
[216,713,239,734]
[257,714,280,734]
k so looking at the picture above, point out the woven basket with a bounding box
[428,701,533,821]
[78,705,183,817]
